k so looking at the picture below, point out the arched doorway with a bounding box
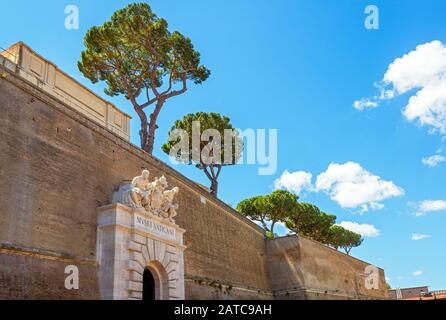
[143,268,156,301]
[142,262,169,300]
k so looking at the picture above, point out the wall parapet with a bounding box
[0,42,131,141]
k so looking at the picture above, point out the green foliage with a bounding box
[285,203,336,244]
[237,190,299,237]
[237,191,363,253]
[78,3,209,97]
[162,112,243,197]
[326,225,346,250]
[265,231,275,239]
[340,230,363,255]
[78,3,210,153]
[327,225,363,255]
[285,202,362,254]
[162,112,243,167]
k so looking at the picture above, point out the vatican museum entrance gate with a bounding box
[96,172,186,300]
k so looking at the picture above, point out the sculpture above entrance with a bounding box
[113,170,179,223]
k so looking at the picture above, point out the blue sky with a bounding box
[1,0,445,290]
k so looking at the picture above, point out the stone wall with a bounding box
[266,236,388,300]
[0,67,271,299]
[0,65,386,300]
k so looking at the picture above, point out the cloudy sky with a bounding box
[1,0,445,290]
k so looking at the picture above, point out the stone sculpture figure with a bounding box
[148,176,168,213]
[161,187,179,222]
[113,171,180,223]
[129,170,153,209]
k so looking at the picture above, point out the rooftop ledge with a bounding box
[0,41,132,141]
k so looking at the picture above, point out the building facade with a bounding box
[1,42,131,141]
[389,287,446,300]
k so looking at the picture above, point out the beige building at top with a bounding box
[0,42,131,141]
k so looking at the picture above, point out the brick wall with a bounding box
[0,66,387,300]
[267,236,388,299]
[0,68,271,299]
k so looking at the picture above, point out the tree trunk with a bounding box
[134,106,150,153]
[146,126,155,155]
[260,220,270,233]
[210,178,218,197]
[202,164,222,197]
[344,247,352,255]
[270,221,276,238]
[146,101,165,155]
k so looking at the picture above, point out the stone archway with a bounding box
[97,203,186,300]
[128,236,182,300]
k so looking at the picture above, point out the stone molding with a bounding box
[0,243,96,265]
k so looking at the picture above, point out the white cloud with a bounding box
[383,41,446,94]
[422,154,446,167]
[315,162,404,210]
[416,200,446,216]
[353,98,378,111]
[370,202,385,210]
[358,204,369,214]
[358,202,386,214]
[411,233,431,241]
[274,170,313,195]
[355,40,446,134]
[338,221,380,238]
[412,270,423,277]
